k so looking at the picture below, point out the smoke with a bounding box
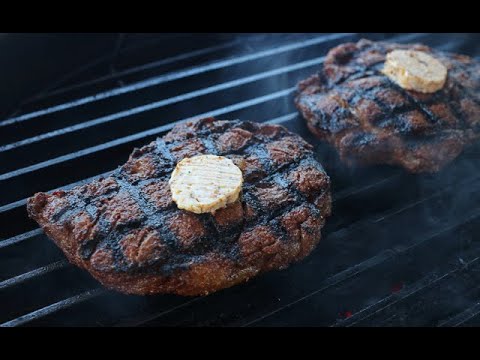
[3,33,480,326]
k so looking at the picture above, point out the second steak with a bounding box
[295,39,480,173]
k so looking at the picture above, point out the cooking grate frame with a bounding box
[1,32,480,327]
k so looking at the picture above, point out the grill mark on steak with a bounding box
[327,42,448,115]
[446,79,480,131]
[111,176,169,262]
[296,39,480,173]
[78,139,180,269]
[154,138,175,163]
[379,75,441,125]
[198,131,220,155]
[443,56,480,102]
[430,82,469,130]
[114,143,222,271]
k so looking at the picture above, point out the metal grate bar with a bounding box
[0,111,299,240]
[0,155,400,254]
[27,40,242,103]
[347,255,480,327]
[241,250,396,327]
[0,56,325,153]
[371,185,462,224]
[266,112,298,125]
[5,170,475,327]
[0,288,106,327]
[0,33,352,127]
[333,172,403,202]
[0,229,43,249]
[148,173,480,323]
[1,154,474,291]
[0,87,295,182]
[439,302,480,327]
[0,165,405,325]
[122,173,459,326]
[0,112,298,215]
[337,208,480,327]
[248,207,480,327]
[0,260,68,290]
[0,170,113,215]
[0,171,390,278]
[16,33,431,109]
[117,298,202,327]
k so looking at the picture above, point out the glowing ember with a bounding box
[391,282,404,293]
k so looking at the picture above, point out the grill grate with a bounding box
[1,33,480,327]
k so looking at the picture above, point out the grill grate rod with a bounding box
[0,56,325,153]
[115,298,202,327]
[0,158,468,281]
[0,166,406,323]
[0,87,295,182]
[0,148,402,255]
[5,174,478,327]
[0,170,446,321]
[0,33,435,192]
[0,112,299,281]
[439,302,480,327]
[346,255,480,327]
[25,40,242,105]
[249,207,480,327]
[0,170,113,215]
[129,172,480,327]
[0,111,296,214]
[333,173,403,202]
[0,113,299,247]
[0,33,352,127]
[0,260,68,290]
[0,288,106,327]
[241,250,397,327]
[335,205,480,327]
[266,113,298,125]
[4,32,432,121]
[0,148,399,218]
[0,229,43,249]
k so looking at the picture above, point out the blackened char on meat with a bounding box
[295,39,480,173]
[27,118,331,296]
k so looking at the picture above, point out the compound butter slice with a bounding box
[382,49,447,93]
[169,154,243,214]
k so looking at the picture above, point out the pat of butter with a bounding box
[169,155,243,214]
[382,49,447,93]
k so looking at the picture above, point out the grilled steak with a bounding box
[295,39,480,173]
[27,118,331,296]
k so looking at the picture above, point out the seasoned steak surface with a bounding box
[295,39,480,173]
[27,118,331,296]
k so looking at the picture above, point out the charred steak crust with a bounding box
[27,118,331,296]
[295,39,480,173]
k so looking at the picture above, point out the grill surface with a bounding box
[1,33,480,327]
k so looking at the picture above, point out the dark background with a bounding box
[0,34,235,118]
